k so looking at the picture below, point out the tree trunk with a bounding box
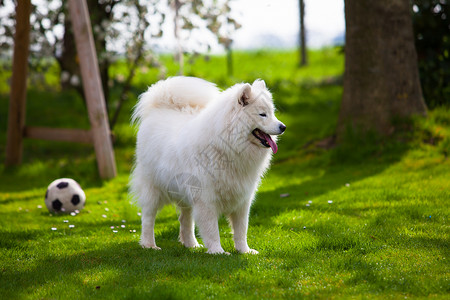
[298,0,307,66]
[226,45,233,76]
[173,0,184,75]
[337,0,427,137]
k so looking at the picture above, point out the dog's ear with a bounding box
[252,79,266,90]
[238,83,252,106]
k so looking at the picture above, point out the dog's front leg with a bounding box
[193,204,227,254]
[229,202,258,254]
[178,206,201,248]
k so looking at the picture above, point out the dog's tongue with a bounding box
[262,132,278,154]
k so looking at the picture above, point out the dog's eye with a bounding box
[259,113,267,117]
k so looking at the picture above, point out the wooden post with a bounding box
[68,0,117,179]
[5,0,31,166]
[24,127,93,144]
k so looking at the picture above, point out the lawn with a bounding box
[0,48,449,299]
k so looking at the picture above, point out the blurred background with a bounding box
[0,0,449,178]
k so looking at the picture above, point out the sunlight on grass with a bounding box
[0,49,449,299]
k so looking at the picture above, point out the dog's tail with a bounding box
[132,76,219,124]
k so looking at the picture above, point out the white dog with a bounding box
[130,76,285,254]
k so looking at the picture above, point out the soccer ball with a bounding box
[45,178,86,213]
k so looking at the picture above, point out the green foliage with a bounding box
[1,49,449,299]
[0,0,241,102]
[412,0,450,107]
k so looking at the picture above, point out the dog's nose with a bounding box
[279,123,286,133]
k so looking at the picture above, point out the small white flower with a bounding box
[37,205,42,209]
[70,212,76,216]
[69,225,75,228]
[61,71,70,82]
[306,203,310,207]
[345,183,350,187]
[328,200,333,204]
[70,75,80,86]
[51,227,57,231]
[121,225,125,228]
[112,230,118,233]
[105,208,109,212]
[63,220,69,223]
[94,25,101,34]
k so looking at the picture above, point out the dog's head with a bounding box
[237,79,286,154]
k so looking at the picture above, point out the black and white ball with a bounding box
[45,178,86,213]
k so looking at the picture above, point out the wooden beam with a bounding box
[68,0,117,179]
[5,0,31,166]
[24,127,93,144]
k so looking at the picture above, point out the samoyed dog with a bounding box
[130,76,285,254]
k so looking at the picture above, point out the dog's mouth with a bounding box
[252,129,278,154]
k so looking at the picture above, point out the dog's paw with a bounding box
[182,241,203,249]
[237,248,259,254]
[206,248,230,255]
[140,241,161,250]
[213,251,231,255]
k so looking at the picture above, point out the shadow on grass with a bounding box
[1,236,248,299]
[262,227,448,296]
[0,144,103,193]
[253,152,404,222]
[247,143,447,296]
[271,84,342,162]
[0,229,44,249]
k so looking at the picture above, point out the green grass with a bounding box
[1,48,449,299]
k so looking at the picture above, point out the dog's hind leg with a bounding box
[178,206,201,248]
[139,187,163,250]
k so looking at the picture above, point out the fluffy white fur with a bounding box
[130,76,285,254]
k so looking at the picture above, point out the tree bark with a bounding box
[173,0,184,75]
[298,0,307,66]
[226,45,233,76]
[337,0,427,137]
